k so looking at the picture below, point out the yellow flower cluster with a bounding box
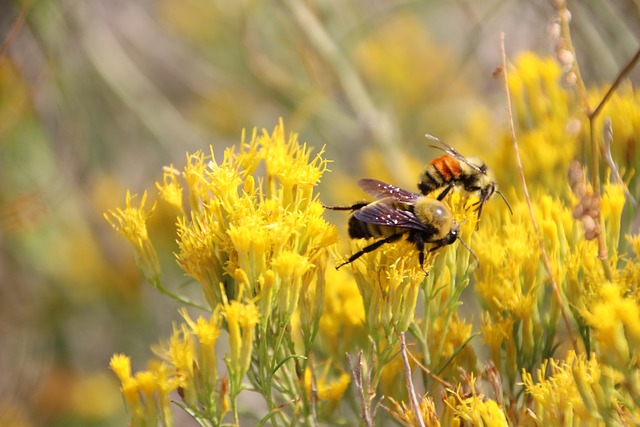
[107,121,350,425]
[166,122,338,326]
[104,48,640,424]
[522,351,637,425]
[109,354,177,427]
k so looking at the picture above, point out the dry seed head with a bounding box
[557,49,574,66]
[563,71,577,87]
[568,161,601,240]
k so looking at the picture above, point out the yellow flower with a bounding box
[180,308,221,392]
[429,313,476,375]
[223,299,260,393]
[171,121,337,318]
[303,365,350,402]
[272,250,312,320]
[318,268,365,357]
[521,351,634,425]
[583,282,640,369]
[444,382,509,427]
[110,353,132,384]
[164,323,196,405]
[104,191,160,282]
[156,165,184,214]
[349,238,424,335]
[109,354,177,427]
[480,314,514,371]
[387,395,440,427]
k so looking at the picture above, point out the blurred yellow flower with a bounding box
[318,268,365,358]
[583,282,640,369]
[303,365,350,403]
[109,354,177,427]
[104,191,160,282]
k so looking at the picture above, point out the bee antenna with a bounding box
[457,234,479,267]
[496,190,513,215]
[424,133,442,143]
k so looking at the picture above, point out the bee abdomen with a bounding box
[348,217,391,239]
[348,217,372,238]
[418,156,461,194]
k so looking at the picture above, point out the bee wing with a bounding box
[357,178,421,203]
[425,134,485,174]
[353,200,436,233]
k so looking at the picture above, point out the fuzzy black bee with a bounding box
[324,178,476,270]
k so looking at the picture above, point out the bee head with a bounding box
[441,223,459,246]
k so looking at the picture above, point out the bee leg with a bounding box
[417,242,429,276]
[436,183,455,201]
[336,233,403,269]
[427,241,445,253]
[322,202,368,211]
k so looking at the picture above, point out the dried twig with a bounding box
[399,332,425,427]
[586,46,640,275]
[601,118,637,208]
[308,358,319,427]
[552,1,613,279]
[406,346,453,390]
[585,48,640,276]
[588,47,640,121]
[499,32,578,353]
[0,0,30,57]
[346,351,373,427]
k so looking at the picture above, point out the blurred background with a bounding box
[0,1,638,425]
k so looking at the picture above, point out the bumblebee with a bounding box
[418,134,512,221]
[324,178,476,270]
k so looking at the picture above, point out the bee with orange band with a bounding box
[418,134,512,221]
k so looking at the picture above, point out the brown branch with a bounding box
[406,345,453,390]
[588,47,640,270]
[500,32,578,353]
[588,47,640,121]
